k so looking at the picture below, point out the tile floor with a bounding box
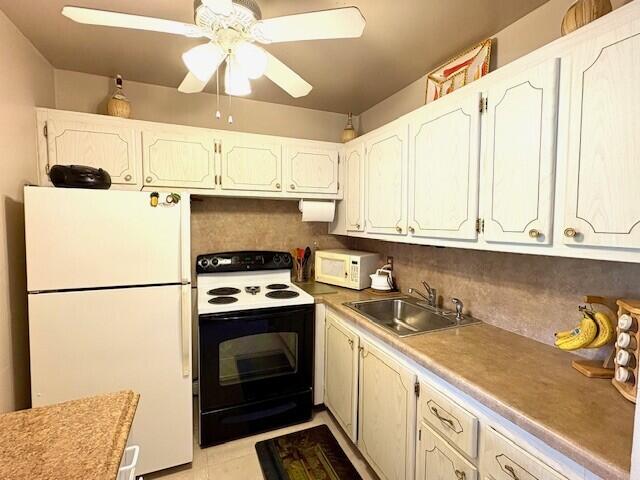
[145,403,377,480]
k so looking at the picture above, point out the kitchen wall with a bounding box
[357,0,631,133]
[191,197,349,282]
[53,70,348,143]
[0,11,55,412]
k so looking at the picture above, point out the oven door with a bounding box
[199,304,314,411]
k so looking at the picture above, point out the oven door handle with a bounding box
[180,285,191,377]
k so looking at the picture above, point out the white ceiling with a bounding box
[0,0,550,114]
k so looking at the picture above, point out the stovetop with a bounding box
[197,270,314,314]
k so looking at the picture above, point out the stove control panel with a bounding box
[196,251,293,273]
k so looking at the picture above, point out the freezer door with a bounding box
[28,285,193,475]
[24,187,190,291]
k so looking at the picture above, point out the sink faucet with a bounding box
[408,281,438,308]
[451,298,464,322]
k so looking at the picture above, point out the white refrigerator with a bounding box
[25,186,193,475]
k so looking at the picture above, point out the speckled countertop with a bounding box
[0,390,139,480]
[311,285,634,480]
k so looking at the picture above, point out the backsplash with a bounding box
[351,238,640,357]
[190,197,349,282]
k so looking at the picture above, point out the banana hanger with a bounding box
[572,295,616,379]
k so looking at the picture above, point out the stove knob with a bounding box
[198,258,209,269]
[283,255,292,265]
[273,254,282,264]
[211,258,219,266]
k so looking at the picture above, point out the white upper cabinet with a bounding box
[219,133,282,192]
[345,142,365,232]
[563,22,640,249]
[142,130,217,189]
[365,124,409,235]
[482,58,560,245]
[43,114,139,186]
[408,91,481,240]
[284,142,339,194]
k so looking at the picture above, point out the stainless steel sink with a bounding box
[344,297,480,337]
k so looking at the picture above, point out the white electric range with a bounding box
[195,251,315,447]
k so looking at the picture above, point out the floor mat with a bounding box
[255,424,362,480]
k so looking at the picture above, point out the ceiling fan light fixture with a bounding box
[225,58,252,96]
[182,42,226,82]
[234,41,267,79]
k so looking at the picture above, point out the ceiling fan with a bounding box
[62,0,366,98]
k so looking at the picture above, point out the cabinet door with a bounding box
[220,133,282,192]
[45,117,138,186]
[345,142,365,232]
[324,312,359,442]
[285,142,339,194]
[483,59,560,245]
[408,92,481,240]
[142,130,217,189]
[416,423,477,480]
[365,124,409,235]
[563,23,640,248]
[358,339,416,480]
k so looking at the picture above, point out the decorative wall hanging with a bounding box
[425,38,492,104]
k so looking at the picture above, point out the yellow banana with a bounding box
[554,314,598,351]
[554,329,575,339]
[585,310,615,349]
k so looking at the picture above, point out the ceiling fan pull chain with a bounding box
[215,68,221,120]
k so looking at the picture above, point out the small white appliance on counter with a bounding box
[24,186,192,475]
[314,249,380,290]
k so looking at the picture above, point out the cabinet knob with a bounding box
[275,183,281,189]
[290,184,296,190]
[528,229,541,238]
[409,226,415,234]
[145,176,153,183]
[124,174,132,182]
[564,227,577,238]
[396,226,402,233]
[356,224,361,230]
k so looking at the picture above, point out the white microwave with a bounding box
[314,249,381,290]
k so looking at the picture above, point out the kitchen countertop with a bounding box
[0,390,139,480]
[312,284,634,480]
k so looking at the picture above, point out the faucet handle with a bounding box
[451,298,464,320]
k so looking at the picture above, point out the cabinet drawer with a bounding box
[418,423,478,480]
[484,427,567,480]
[420,382,478,458]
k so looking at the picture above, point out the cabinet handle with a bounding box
[124,174,132,182]
[348,338,354,349]
[275,183,281,189]
[145,176,153,183]
[564,227,577,238]
[395,226,402,233]
[356,224,361,230]
[455,470,466,480]
[504,464,520,480]
[528,229,541,238]
[290,184,296,190]
[409,226,415,234]
[430,406,455,429]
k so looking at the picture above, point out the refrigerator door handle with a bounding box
[180,286,191,377]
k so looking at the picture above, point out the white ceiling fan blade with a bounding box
[62,6,204,37]
[263,51,312,98]
[202,0,233,16]
[178,72,209,94]
[255,7,365,43]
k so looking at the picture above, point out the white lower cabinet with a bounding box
[483,428,568,480]
[358,338,417,480]
[417,423,478,480]
[323,310,584,480]
[324,311,359,442]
